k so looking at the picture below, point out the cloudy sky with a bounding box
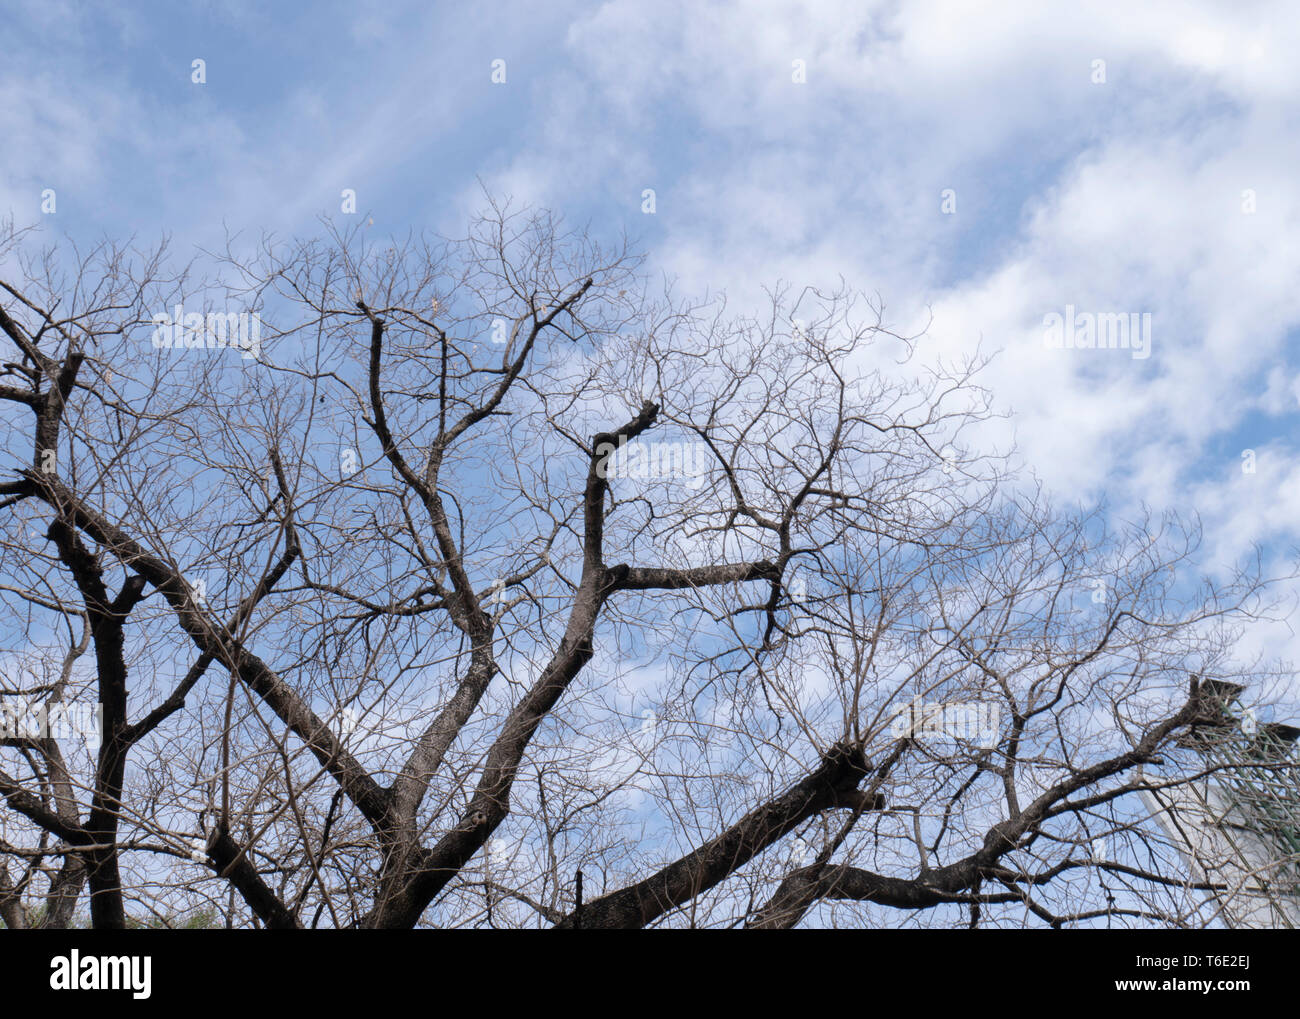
[5,0,1300,669]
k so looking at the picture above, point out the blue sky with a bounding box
[5,0,1300,674]
[4,0,1300,930]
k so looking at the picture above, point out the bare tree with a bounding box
[0,202,1288,928]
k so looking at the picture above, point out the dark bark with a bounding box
[554,740,878,928]
[749,694,1204,928]
[206,828,300,929]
